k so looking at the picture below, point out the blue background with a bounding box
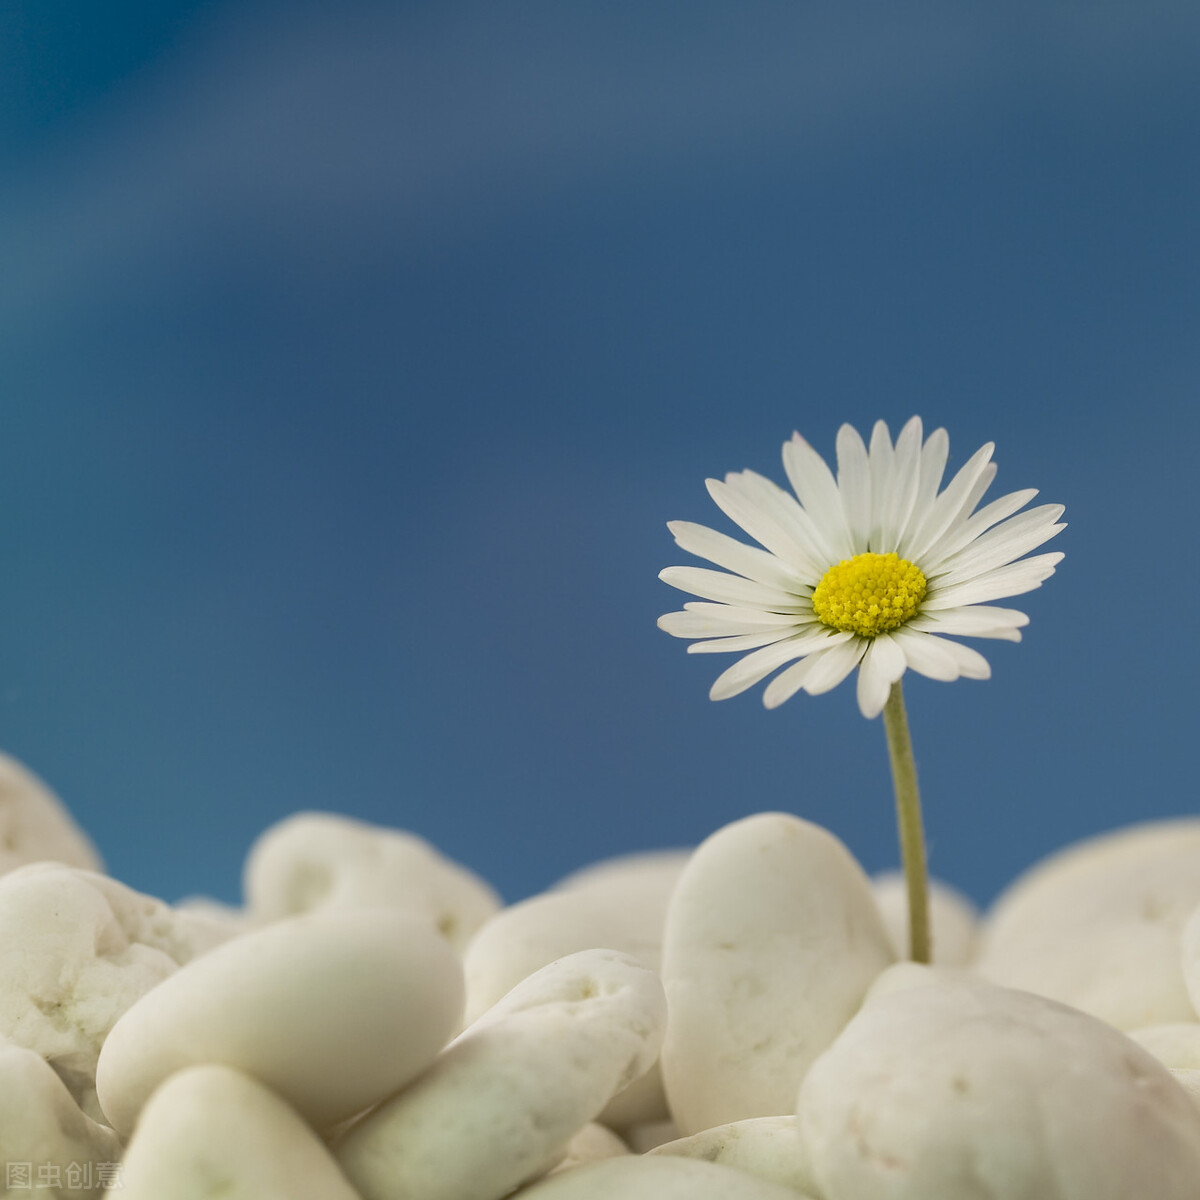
[1,1,1196,909]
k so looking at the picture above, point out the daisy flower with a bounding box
[658,417,1064,721]
[658,416,1064,962]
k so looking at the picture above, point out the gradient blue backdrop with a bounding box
[1,1,1196,909]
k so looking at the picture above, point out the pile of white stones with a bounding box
[5,748,1200,1199]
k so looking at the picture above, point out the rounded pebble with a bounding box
[118,1064,362,1199]
[799,966,1200,1200]
[513,1155,810,1199]
[334,949,666,1200]
[661,812,894,1133]
[977,818,1200,1028]
[0,863,234,1119]
[96,907,463,1135]
[0,1038,122,1199]
[244,810,500,950]
[650,1115,819,1195]
[464,883,672,1128]
[871,871,978,965]
[0,751,101,876]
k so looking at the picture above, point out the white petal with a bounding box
[782,433,854,560]
[892,628,961,681]
[908,605,1028,642]
[836,423,872,553]
[879,417,922,553]
[657,608,802,639]
[928,505,1066,586]
[659,566,807,611]
[667,520,808,591]
[905,441,995,562]
[762,654,822,709]
[941,638,991,679]
[920,488,1038,570]
[709,629,844,701]
[867,420,895,551]
[687,628,810,653]
[899,426,949,556]
[923,552,1063,609]
[685,601,813,625]
[728,469,842,569]
[705,477,824,577]
[856,633,906,719]
[802,637,867,696]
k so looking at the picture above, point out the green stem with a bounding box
[881,678,931,963]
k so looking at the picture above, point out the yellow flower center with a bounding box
[812,552,927,637]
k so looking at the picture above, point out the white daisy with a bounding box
[658,417,1065,719]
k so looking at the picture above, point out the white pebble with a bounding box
[96,907,463,1135]
[512,1155,809,1199]
[650,1115,819,1196]
[464,883,672,1128]
[0,751,101,876]
[977,818,1200,1028]
[871,871,979,964]
[0,863,234,1119]
[799,966,1200,1200]
[547,1123,630,1174]
[118,1064,361,1199]
[660,812,894,1134]
[0,1037,122,1197]
[334,949,666,1200]
[244,810,500,950]
[1128,1022,1200,1069]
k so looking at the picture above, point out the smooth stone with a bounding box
[1177,901,1200,1021]
[513,1156,809,1199]
[0,863,234,1119]
[0,1038,122,1199]
[1128,1022,1200,1069]
[244,811,500,951]
[334,949,666,1200]
[118,1064,362,1199]
[464,883,673,1128]
[799,966,1200,1200]
[623,1119,680,1153]
[871,872,978,965]
[552,849,691,906]
[1170,1068,1200,1116]
[977,818,1200,1028]
[650,1115,820,1196]
[96,907,463,1135]
[660,813,895,1134]
[0,751,101,876]
[547,1123,630,1174]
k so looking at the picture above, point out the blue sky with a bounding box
[1,0,1198,907]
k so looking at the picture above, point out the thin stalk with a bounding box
[881,678,931,963]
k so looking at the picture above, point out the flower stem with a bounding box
[881,678,931,963]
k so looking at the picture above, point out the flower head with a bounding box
[658,418,1064,718]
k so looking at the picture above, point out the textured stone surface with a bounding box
[97,907,463,1134]
[335,949,666,1200]
[800,966,1200,1200]
[0,863,234,1120]
[661,813,894,1133]
[464,879,673,1128]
